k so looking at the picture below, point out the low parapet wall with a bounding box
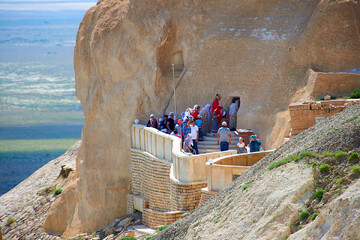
[289,100,360,137]
[206,150,273,191]
[306,69,360,99]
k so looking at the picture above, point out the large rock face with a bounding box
[44,0,360,236]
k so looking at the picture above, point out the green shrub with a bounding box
[349,115,359,121]
[299,211,310,221]
[334,151,347,158]
[311,162,318,168]
[351,164,360,177]
[118,237,136,240]
[241,184,250,190]
[158,225,170,232]
[299,151,318,158]
[319,164,330,173]
[140,236,153,240]
[349,88,360,99]
[6,217,15,226]
[348,153,359,162]
[336,178,343,184]
[310,213,318,221]
[322,152,334,157]
[213,219,220,224]
[54,188,63,195]
[293,157,301,163]
[297,225,303,230]
[327,127,334,131]
[268,155,297,170]
[314,189,325,201]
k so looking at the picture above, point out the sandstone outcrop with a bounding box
[44,0,360,236]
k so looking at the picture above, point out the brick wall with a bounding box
[170,181,207,211]
[199,187,218,205]
[129,148,209,228]
[130,149,172,212]
[289,100,360,137]
[142,208,185,228]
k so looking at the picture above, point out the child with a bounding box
[237,137,246,154]
[195,115,203,140]
[184,134,195,154]
[171,129,182,139]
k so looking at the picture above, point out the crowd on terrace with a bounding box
[146,94,262,155]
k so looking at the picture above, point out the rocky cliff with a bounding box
[43,0,360,237]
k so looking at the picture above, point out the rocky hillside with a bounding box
[155,104,360,239]
[0,142,79,240]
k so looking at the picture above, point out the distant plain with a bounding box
[0,2,96,195]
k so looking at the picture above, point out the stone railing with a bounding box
[131,124,237,183]
[132,124,182,163]
[172,150,236,183]
[206,150,274,191]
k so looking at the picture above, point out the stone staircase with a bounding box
[198,131,240,154]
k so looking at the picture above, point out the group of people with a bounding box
[146,93,263,154]
[146,105,204,154]
[216,121,262,153]
[236,135,263,154]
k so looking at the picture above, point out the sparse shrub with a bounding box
[310,213,318,221]
[349,115,359,121]
[6,217,15,226]
[293,156,301,163]
[314,189,325,201]
[268,155,297,170]
[349,88,360,99]
[140,236,153,240]
[299,151,318,158]
[322,152,334,157]
[241,184,250,190]
[118,237,136,240]
[327,127,334,131]
[158,225,170,232]
[334,151,347,159]
[299,211,310,221]
[311,162,318,168]
[351,164,360,177]
[319,164,330,173]
[213,219,220,224]
[336,178,343,184]
[297,225,303,230]
[348,153,359,163]
[54,188,62,195]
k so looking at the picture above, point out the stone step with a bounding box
[202,136,239,142]
[197,144,237,149]
[198,141,238,146]
[198,149,236,154]
[205,132,239,137]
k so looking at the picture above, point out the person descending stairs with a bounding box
[197,131,240,154]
